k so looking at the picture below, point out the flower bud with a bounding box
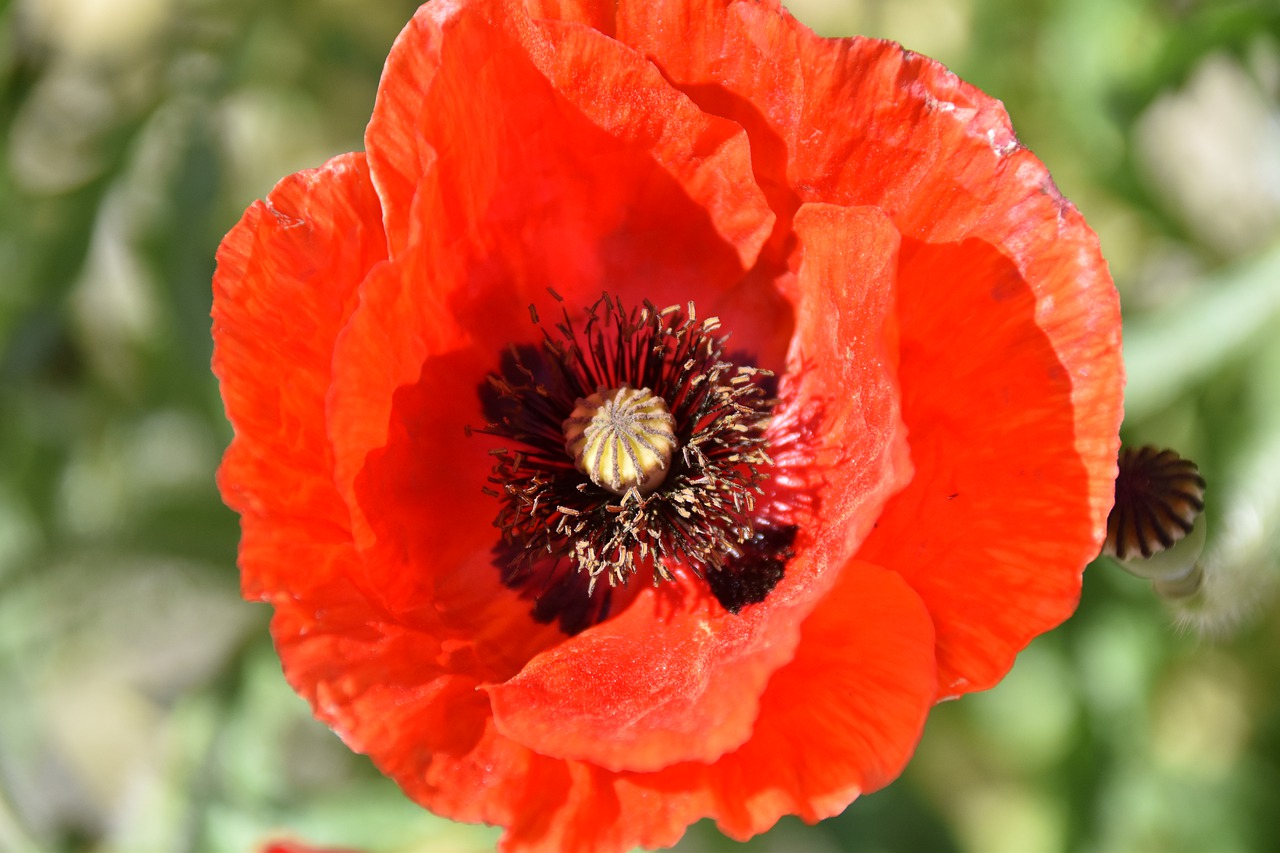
[1104,445,1207,600]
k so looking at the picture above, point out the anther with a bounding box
[563,386,677,495]
[475,294,784,632]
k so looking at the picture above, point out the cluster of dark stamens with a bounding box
[471,292,789,633]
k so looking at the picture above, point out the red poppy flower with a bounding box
[212,0,1123,850]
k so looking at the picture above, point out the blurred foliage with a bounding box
[1,0,1279,851]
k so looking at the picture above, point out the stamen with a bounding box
[706,524,797,613]
[474,294,791,633]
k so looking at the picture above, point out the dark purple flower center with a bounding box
[472,293,795,633]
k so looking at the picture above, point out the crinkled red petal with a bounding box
[690,560,936,841]
[271,559,935,853]
[487,573,804,773]
[616,0,1123,695]
[486,204,908,771]
[523,0,616,30]
[336,0,784,604]
[781,204,911,554]
[856,235,1121,696]
[328,238,566,679]
[366,0,773,270]
[212,153,387,601]
[322,0,788,688]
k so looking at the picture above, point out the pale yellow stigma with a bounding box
[562,386,677,495]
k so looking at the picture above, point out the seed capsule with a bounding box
[563,386,677,495]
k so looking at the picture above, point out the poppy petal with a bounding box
[273,557,933,853]
[616,0,1123,694]
[781,203,911,556]
[857,235,1121,696]
[565,561,936,852]
[326,96,772,611]
[613,1,1023,242]
[212,153,387,600]
[336,0,784,603]
[365,0,773,269]
[486,204,909,772]
[324,235,567,681]
[524,16,775,271]
[693,559,936,840]
[524,0,616,31]
[267,574,506,804]
[324,0,788,669]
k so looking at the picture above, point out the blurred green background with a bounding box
[2,0,1280,850]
